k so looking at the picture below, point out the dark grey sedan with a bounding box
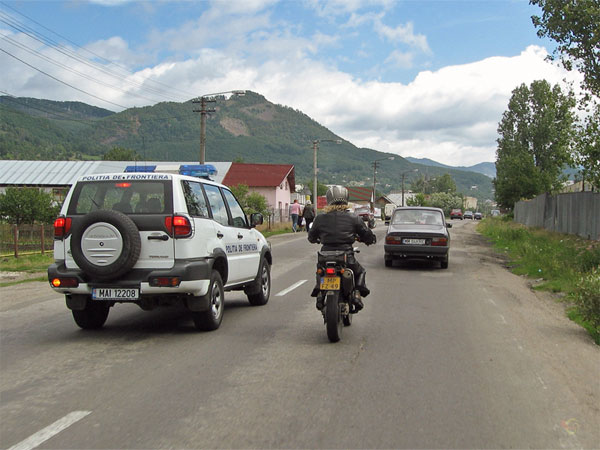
[384,207,451,269]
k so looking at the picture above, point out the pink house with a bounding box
[222,162,295,219]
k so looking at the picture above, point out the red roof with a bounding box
[222,163,295,191]
[347,186,373,202]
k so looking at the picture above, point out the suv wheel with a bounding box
[72,297,110,329]
[246,257,271,306]
[192,271,224,331]
[70,210,141,281]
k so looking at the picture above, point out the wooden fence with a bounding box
[0,224,54,257]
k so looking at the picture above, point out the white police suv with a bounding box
[48,164,272,331]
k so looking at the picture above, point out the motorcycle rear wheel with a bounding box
[325,291,342,342]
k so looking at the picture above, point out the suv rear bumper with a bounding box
[48,259,213,297]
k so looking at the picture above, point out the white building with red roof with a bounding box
[221,162,296,217]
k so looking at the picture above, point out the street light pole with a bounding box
[401,168,418,206]
[371,156,395,212]
[312,139,342,216]
[193,90,245,164]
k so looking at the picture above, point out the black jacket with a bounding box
[302,204,315,220]
[308,209,376,250]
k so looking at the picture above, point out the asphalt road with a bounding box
[1,219,599,449]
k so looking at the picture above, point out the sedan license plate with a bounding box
[92,288,139,300]
[320,276,340,290]
[402,238,426,245]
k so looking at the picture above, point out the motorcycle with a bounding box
[315,247,360,342]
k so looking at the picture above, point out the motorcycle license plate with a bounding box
[92,288,139,300]
[320,276,340,290]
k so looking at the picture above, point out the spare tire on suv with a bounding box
[70,210,142,281]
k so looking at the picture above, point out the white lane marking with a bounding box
[276,280,307,297]
[498,314,507,324]
[537,375,548,390]
[486,298,497,306]
[8,411,91,450]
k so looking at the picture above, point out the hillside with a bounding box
[406,157,496,178]
[0,92,494,201]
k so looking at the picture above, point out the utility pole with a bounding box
[193,97,216,164]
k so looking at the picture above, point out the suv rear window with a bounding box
[68,180,173,215]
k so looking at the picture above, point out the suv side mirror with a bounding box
[446,223,452,228]
[250,213,264,228]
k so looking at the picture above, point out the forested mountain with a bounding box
[406,157,496,178]
[0,92,494,201]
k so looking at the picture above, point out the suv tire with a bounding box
[246,257,271,306]
[72,297,110,329]
[70,210,142,281]
[192,270,224,331]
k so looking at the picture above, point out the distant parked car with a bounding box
[474,212,483,220]
[354,206,376,228]
[384,207,451,269]
[491,209,501,217]
[450,208,463,220]
[463,210,474,219]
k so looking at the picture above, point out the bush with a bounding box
[571,267,600,334]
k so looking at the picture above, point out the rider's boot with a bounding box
[351,290,364,312]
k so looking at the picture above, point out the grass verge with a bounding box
[477,217,600,344]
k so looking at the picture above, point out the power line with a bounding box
[0,47,129,109]
[0,2,197,101]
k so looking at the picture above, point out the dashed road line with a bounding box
[8,410,91,450]
[276,280,308,297]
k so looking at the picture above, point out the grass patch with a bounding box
[1,252,54,273]
[256,222,295,238]
[478,218,600,343]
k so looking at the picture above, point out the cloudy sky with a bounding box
[0,0,581,166]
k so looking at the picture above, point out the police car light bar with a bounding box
[125,165,157,173]
[179,164,218,179]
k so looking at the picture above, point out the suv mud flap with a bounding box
[186,295,210,312]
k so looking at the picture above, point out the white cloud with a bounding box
[374,18,430,53]
[384,50,414,69]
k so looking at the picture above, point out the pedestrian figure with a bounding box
[290,199,302,232]
[302,200,315,232]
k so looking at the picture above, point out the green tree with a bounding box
[427,192,463,216]
[103,146,140,161]
[432,173,457,193]
[407,193,426,206]
[531,0,600,97]
[531,0,600,188]
[0,187,59,225]
[494,80,576,209]
[229,184,269,217]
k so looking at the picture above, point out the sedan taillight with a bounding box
[385,235,402,244]
[53,217,71,239]
[431,237,448,246]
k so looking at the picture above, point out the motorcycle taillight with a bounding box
[325,267,336,275]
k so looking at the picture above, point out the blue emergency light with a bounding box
[179,164,218,179]
[125,165,156,173]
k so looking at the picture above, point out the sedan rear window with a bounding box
[392,210,443,225]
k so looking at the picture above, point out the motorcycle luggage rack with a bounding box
[318,250,349,263]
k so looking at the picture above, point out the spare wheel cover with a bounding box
[71,210,141,280]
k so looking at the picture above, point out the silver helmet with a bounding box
[326,185,349,205]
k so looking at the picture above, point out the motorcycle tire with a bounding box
[325,291,342,342]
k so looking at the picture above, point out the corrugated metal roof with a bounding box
[0,161,232,186]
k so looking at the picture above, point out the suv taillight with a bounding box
[53,217,71,239]
[165,215,192,238]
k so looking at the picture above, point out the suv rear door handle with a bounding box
[148,235,169,241]
[217,231,224,238]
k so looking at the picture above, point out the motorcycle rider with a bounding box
[308,185,376,312]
